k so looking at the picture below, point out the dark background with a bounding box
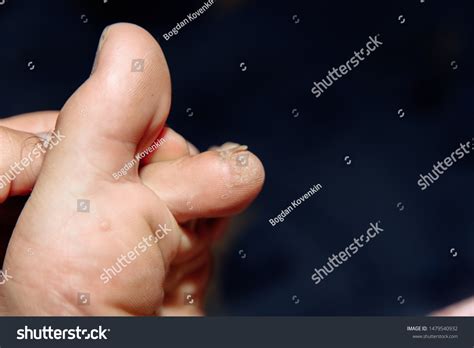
[0,0,473,315]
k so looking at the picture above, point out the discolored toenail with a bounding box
[218,142,241,151]
[230,149,255,179]
[221,146,260,192]
[216,143,248,161]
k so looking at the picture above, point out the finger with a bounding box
[140,143,265,223]
[0,111,58,134]
[0,127,54,202]
[143,127,190,164]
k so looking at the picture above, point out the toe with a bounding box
[143,127,190,164]
[140,144,265,223]
[44,23,171,182]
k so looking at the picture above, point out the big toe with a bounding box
[40,23,171,185]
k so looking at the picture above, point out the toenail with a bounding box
[91,26,110,74]
[233,151,250,167]
[216,143,248,160]
[218,142,240,151]
[229,149,260,187]
[98,26,110,49]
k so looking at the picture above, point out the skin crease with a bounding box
[0,23,470,317]
[0,23,265,316]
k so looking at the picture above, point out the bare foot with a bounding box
[0,23,264,316]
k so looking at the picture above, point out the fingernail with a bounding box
[91,26,110,74]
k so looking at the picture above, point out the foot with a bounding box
[0,23,264,316]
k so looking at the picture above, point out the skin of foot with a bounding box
[0,23,265,316]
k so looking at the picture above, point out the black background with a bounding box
[0,0,473,315]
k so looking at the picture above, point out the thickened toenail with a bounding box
[217,144,248,160]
